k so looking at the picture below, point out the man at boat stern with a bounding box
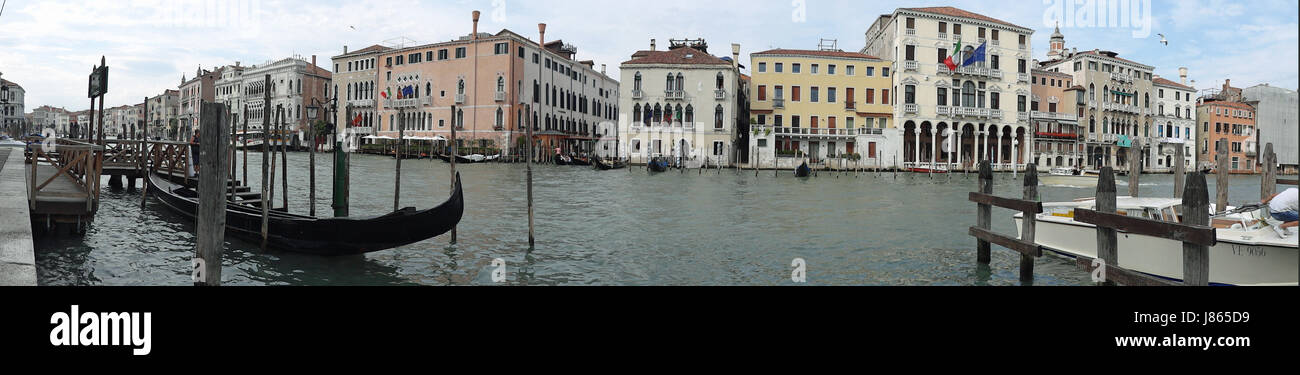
[1262,187,1298,238]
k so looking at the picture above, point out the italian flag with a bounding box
[381,87,390,99]
[944,40,962,71]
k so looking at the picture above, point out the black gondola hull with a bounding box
[147,173,464,256]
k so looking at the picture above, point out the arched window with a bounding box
[685,104,694,124]
[653,104,662,123]
[458,79,466,95]
[496,107,504,127]
[426,82,432,97]
[961,81,976,108]
[675,104,683,125]
[714,104,724,129]
[666,74,674,91]
[716,73,724,90]
[1089,116,1095,133]
[497,77,505,93]
[644,105,653,124]
[676,73,684,92]
[1089,84,1095,101]
[634,72,642,91]
[633,104,642,123]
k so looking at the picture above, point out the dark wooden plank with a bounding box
[1278,179,1298,186]
[194,103,229,286]
[1074,209,1217,247]
[1096,167,1118,284]
[1020,165,1039,282]
[968,192,1044,213]
[1075,257,1179,286]
[969,226,1042,257]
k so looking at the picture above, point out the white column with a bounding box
[930,127,937,167]
[995,132,1002,168]
[912,128,920,166]
[956,129,964,168]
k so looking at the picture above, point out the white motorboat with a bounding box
[0,136,25,148]
[1014,197,1298,286]
[1038,167,1098,188]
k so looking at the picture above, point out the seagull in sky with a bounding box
[1158,34,1168,46]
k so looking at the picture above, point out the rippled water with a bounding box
[32,152,1274,286]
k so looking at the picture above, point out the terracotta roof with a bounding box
[347,44,393,56]
[1031,69,1071,79]
[752,49,880,60]
[622,47,731,66]
[1152,77,1193,90]
[900,6,1026,30]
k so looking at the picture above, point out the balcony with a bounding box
[903,103,918,114]
[347,98,376,108]
[455,94,466,104]
[773,98,785,108]
[1031,111,1079,122]
[903,60,919,72]
[991,39,1000,46]
[715,89,726,100]
[1019,43,1028,51]
[1018,72,1029,83]
[771,126,857,138]
[938,32,948,39]
[990,109,1003,119]
[1017,112,1029,121]
[386,98,419,108]
[632,89,644,100]
[1110,73,1134,83]
[939,65,1002,80]
[665,90,685,100]
[936,105,1001,120]
[905,28,917,36]
[844,102,856,111]
[494,91,506,102]
[1035,131,1079,139]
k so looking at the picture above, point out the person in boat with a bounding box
[1262,188,1298,238]
[188,130,201,176]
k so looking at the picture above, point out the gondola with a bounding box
[647,157,670,173]
[553,154,571,165]
[147,172,464,256]
[455,154,500,163]
[569,156,592,166]
[593,157,626,170]
[794,161,812,177]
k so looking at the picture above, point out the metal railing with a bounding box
[771,126,857,137]
[632,89,644,99]
[904,60,919,71]
[665,90,685,100]
[455,94,466,104]
[773,98,785,108]
[715,89,726,100]
[494,91,507,102]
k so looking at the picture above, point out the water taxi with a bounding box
[1038,167,1098,188]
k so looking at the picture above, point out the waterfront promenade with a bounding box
[0,148,37,286]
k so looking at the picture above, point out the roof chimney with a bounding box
[472,10,481,39]
[344,45,348,54]
[311,55,316,67]
[539,23,547,48]
[651,39,657,51]
[601,64,607,75]
[731,43,741,71]
[1179,67,1188,85]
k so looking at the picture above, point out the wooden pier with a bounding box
[23,138,103,232]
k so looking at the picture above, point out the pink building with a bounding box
[373,11,619,157]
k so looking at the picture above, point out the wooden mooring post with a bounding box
[1216,139,1229,211]
[449,104,458,244]
[1261,143,1276,199]
[394,110,404,212]
[967,161,1044,282]
[259,75,271,251]
[1128,140,1141,197]
[140,96,149,209]
[1174,143,1185,199]
[1074,169,1216,286]
[194,103,229,286]
[279,109,288,211]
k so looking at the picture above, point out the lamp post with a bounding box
[310,96,347,217]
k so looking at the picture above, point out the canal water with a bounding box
[33,152,1274,286]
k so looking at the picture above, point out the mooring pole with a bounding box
[1261,143,1276,200]
[334,105,351,217]
[268,106,279,209]
[1021,164,1038,282]
[195,103,229,286]
[1096,167,1118,286]
[976,161,992,264]
[260,75,271,251]
[1129,140,1141,197]
[1216,139,1229,211]
[309,112,316,217]
[394,108,404,212]
[279,107,288,211]
[242,105,248,191]
[140,96,150,209]
[1174,142,1185,199]
[1182,171,1210,286]
[449,104,458,244]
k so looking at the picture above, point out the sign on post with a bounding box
[88,66,109,98]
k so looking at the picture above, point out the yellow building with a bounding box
[748,49,893,169]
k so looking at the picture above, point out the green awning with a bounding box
[1110,90,1134,97]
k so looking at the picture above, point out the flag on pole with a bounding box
[943,40,963,71]
[381,87,389,99]
[961,43,987,67]
[352,114,362,126]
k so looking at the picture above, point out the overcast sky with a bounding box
[1,0,1296,111]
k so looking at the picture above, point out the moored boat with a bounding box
[907,165,949,174]
[794,161,811,178]
[1039,167,1099,188]
[593,157,626,170]
[1013,197,1298,286]
[147,171,464,255]
[647,157,669,173]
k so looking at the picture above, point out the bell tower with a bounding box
[1048,22,1066,60]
